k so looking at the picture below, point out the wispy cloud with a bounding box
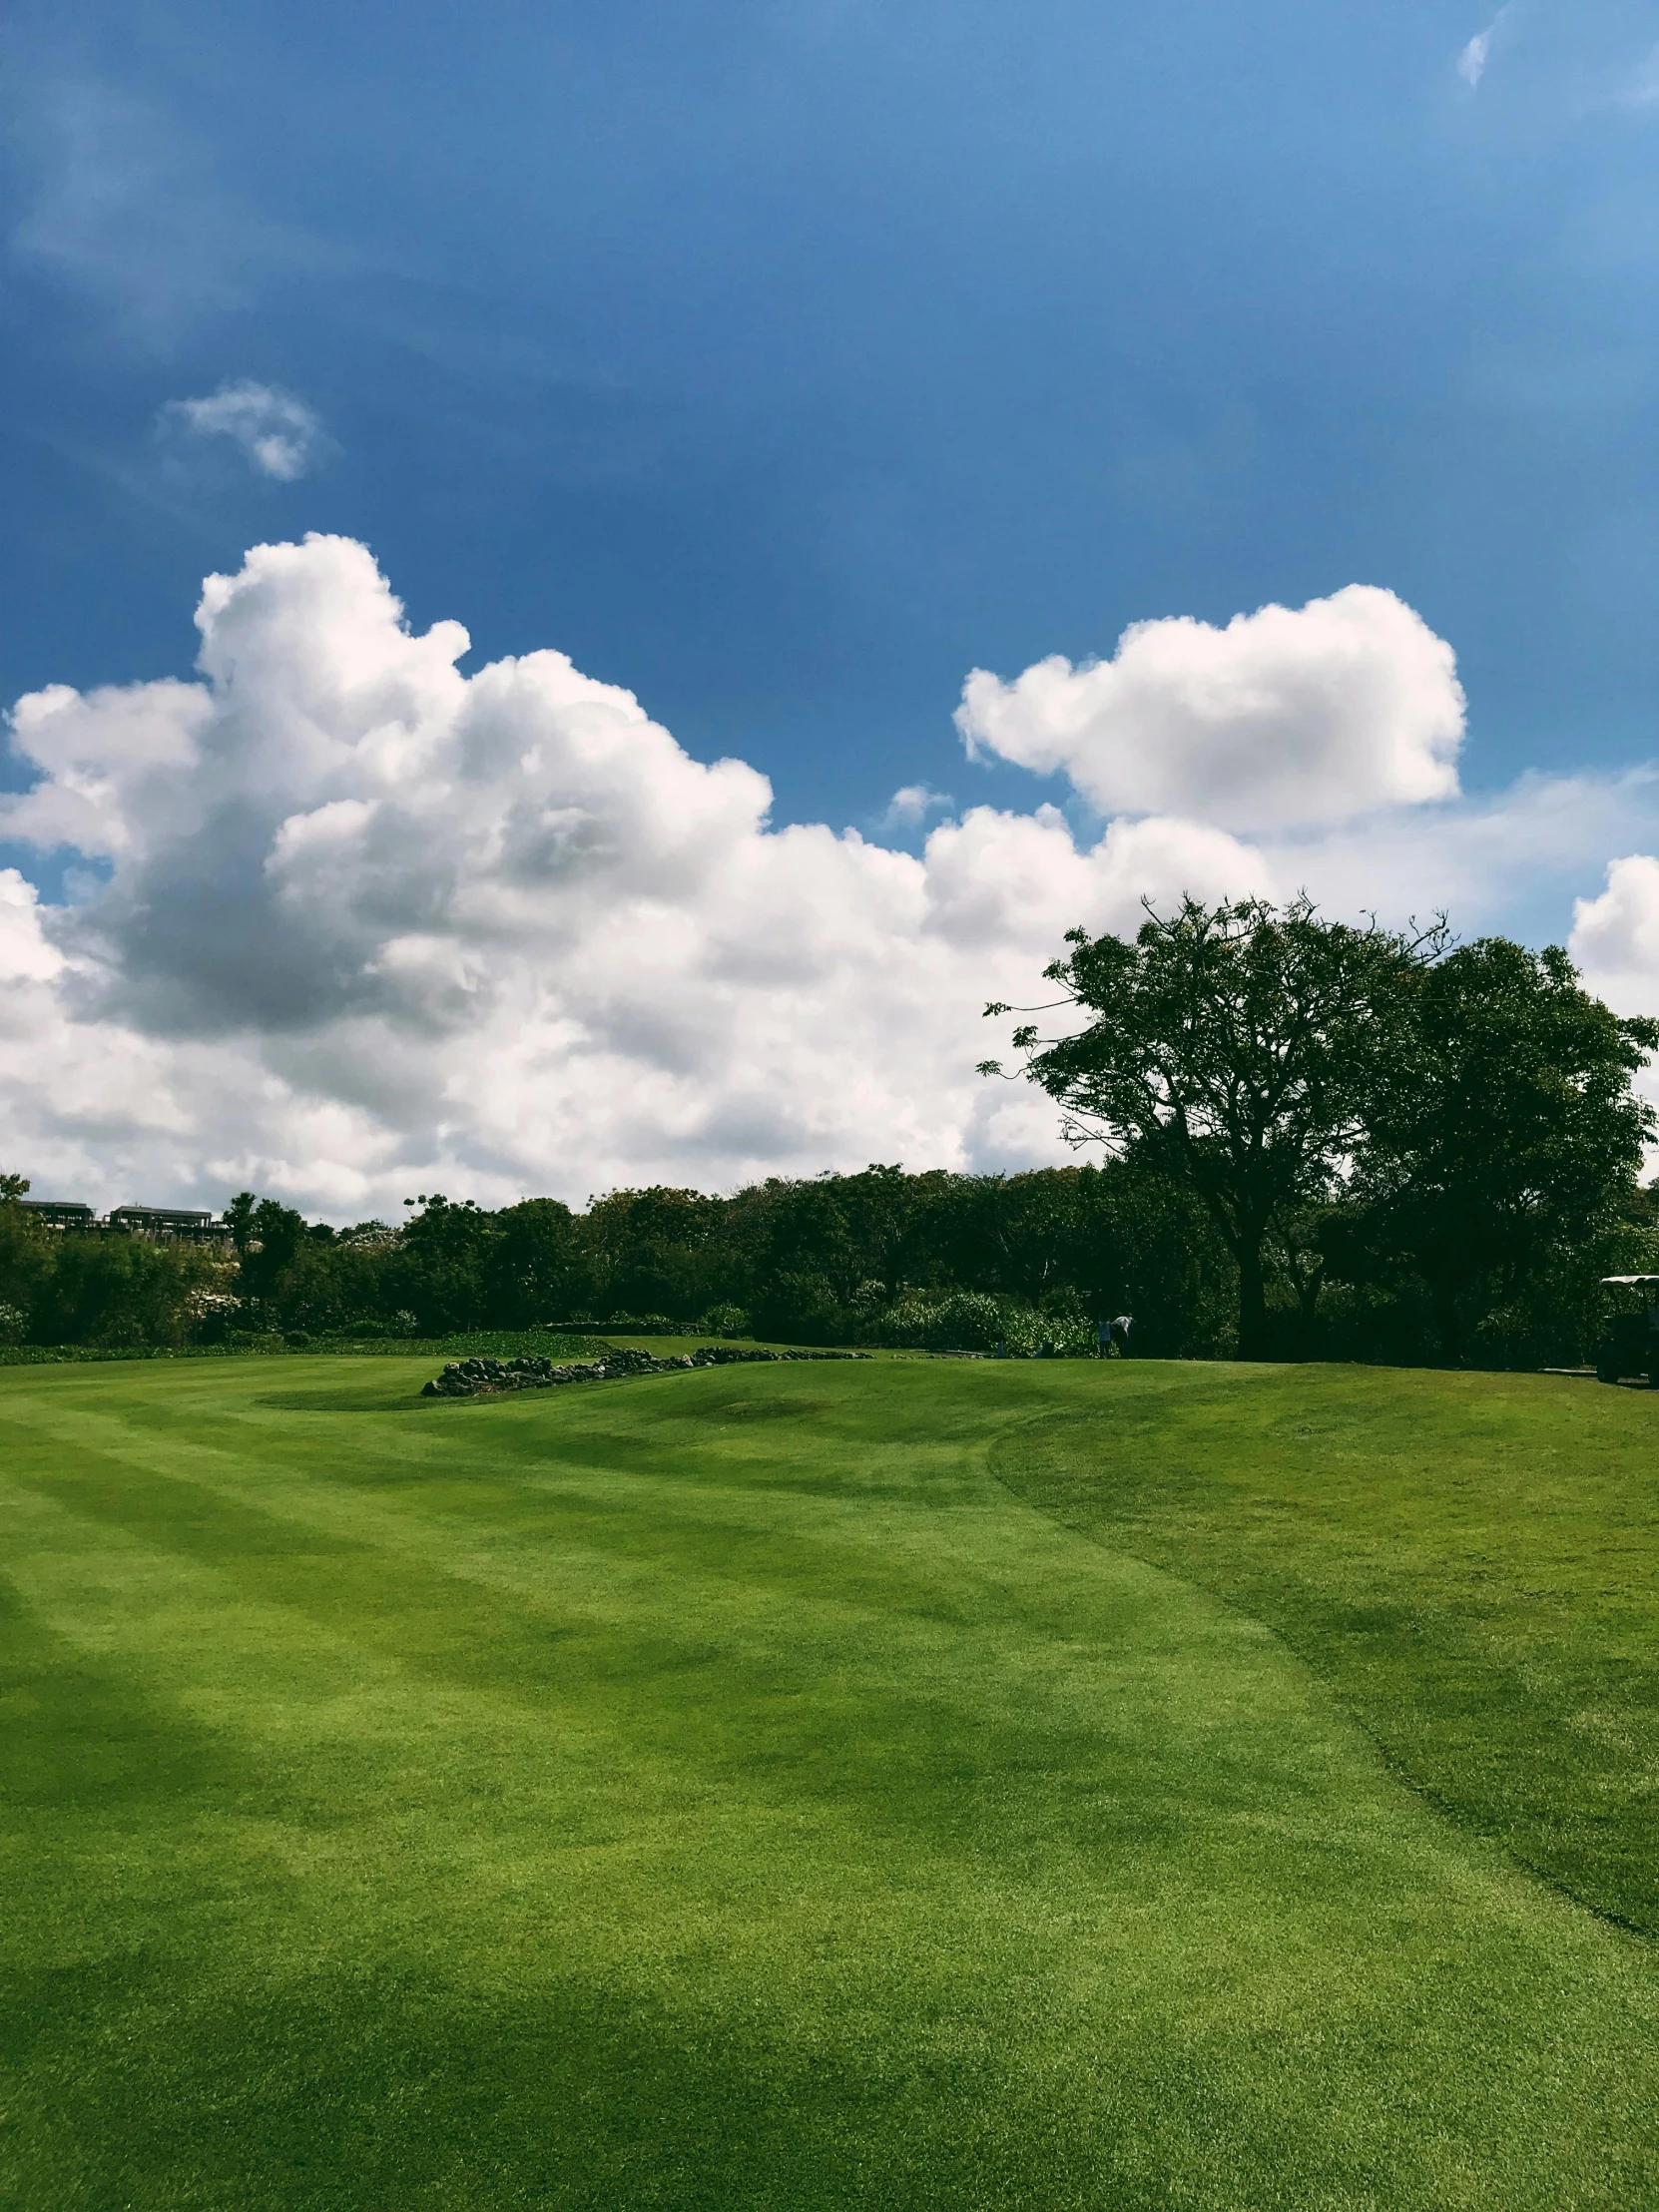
[1457,7,1511,90]
[1620,42,1659,107]
[158,380,327,480]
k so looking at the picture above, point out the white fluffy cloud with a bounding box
[1566,856,1659,1127]
[956,585,1465,830]
[1570,856,1659,1014]
[0,537,1649,1216]
[0,536,1272,1212]
[160,380,325,480]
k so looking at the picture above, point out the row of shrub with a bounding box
[548,1292,1101,1355]
[0,1161,1220,1358]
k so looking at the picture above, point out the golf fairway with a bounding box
[2,1353,1656,2209]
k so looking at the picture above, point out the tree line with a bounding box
[3,899,1656,1366]
[0,1160,1229,1357]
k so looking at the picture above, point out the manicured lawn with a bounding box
[2,1354,1657,2208]
[995,1362,1659,1936]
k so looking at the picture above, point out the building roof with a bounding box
[108,1205,217,1223]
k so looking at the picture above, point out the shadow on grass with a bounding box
[1,1959,1162,2212]
[670,1395,834,1422]
[252,1386,447,1414]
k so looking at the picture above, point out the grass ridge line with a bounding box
[986,1399,1659,1950]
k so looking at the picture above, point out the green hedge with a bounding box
[874,1291,1098,1357]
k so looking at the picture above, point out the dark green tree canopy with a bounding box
[985,896,1659,1365]
[983,895,1439,1356]
[1348,938,1659,1360]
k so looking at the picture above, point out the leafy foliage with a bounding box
[29,1235,235,1351]
[985,895,1437,1355]
[987,898,1657,1365]
[1346,939,1659,1364]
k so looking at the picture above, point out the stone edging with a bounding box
[421,1344,870,1397]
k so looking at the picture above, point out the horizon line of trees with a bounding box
[0,1163,1231,1358]
[4,900,1656,1368]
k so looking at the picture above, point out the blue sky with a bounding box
[7,0,1659,835]
[7,1,1659,1213]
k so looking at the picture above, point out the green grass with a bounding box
[2,1354,1657,2209]
[993,1364,1659,1940]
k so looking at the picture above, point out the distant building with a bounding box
[16,1200,97,1231]
[8,1197,231,1244]
[107,1205,229,1245]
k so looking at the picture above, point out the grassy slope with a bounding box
[994,1363,1659,1936]
[0,1355,1655,2210]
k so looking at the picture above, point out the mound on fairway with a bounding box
[2,1354,1657,2210]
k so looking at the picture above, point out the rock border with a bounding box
[421,1344,869,1397]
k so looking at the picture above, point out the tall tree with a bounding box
[1351,938,1659,1364]
[487,1198,585,1326]
[983,895,1437,1358]
[393,1195,499,1333]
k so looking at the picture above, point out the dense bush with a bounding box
[750,1272,848,1347]
[696,1303,751,1338]
[31,1235,236,1351]
[879,1290,995,1351]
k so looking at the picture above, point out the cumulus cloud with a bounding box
[956,586,1465,831]
[1567,856,1659,1127]
[159,379,326,480]
[1569,856,1659,1013]
[0,537,1648,1216]
[0,536,1278,1211]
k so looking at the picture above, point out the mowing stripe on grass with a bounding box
[2,1354,1657,2209]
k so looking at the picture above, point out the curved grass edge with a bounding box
[987,1366,1659,1942]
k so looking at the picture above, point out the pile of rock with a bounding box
[421,1343,868,1398]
